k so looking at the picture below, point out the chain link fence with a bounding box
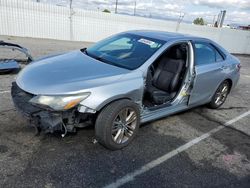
[0,0,250,54]
[0,0,181,41]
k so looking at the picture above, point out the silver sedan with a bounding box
[11,30,241,150]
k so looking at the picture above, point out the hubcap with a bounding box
[214,83,229,106]
[111,108,137,144]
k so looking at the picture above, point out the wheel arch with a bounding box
[207,78,232,109]
[96,96,141,113]
[224,78,233,93]
[208,78,233,103]
[95,98,141,150]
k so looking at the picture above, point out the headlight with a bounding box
[29,93,90,110]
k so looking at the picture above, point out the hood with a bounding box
[16,50,129,95]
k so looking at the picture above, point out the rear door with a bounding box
[188,41,228,106]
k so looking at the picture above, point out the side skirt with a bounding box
[140,103,189,124]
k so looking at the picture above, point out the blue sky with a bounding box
[36,0,250,25]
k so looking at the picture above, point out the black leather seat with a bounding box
[147,48,185,104]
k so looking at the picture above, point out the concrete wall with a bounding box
[0,0,250,54]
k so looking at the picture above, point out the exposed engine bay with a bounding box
[11,82,94,136]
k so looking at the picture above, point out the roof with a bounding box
[124,30,229,55]
[126,30,200,42]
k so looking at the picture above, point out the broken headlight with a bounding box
[29,93,90,111]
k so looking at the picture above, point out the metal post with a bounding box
[115,0,118,13]
[219,10,226,28]
[212,15,216,26]
[134,1,136,16]
[176,12,185,32]
[217,11,222,28]
[69,0,73,40]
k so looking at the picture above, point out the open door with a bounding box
[174,41,195,106]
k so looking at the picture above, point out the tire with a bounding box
[208,80,230,109]
[95,99,140,150]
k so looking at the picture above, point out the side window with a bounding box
[194,42,225,66]
[194,43,216,66]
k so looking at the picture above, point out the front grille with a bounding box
[11,82,42,117]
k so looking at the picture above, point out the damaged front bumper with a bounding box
[0,41,33,73]
[11,82,93,135]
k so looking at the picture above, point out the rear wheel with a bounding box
[208,80,230,109]
[95,99,140,150]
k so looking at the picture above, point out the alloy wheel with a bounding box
[214,82,229,106]
[111,107,137,144]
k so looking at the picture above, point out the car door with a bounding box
[188,41,228,106]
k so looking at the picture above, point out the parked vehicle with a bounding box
[11,30,240,150]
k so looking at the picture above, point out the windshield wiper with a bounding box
[80,48,89,55]
[94,56,113,64]
[81,48,102,62]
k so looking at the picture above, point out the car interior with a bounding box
[143,43,189,108]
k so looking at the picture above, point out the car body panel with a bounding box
[16,50,130,95]
[125,30,188,42]
[189,61,229,105]
[141,102,189,123]
[225,54,241,89]
[78,69,144,111]
[188,39,240,106]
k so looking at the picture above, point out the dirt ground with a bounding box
[0,35,250,188]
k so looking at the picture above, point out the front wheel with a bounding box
[208,80,230,109]
[95,99,140,150]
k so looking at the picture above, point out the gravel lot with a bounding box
[0,35,250,188]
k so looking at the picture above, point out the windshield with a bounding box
[85,33,165,70]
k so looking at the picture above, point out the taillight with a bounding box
[237,64,241,72]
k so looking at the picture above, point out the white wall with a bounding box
[0,0,250,54]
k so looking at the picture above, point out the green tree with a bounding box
[193,17,205,25]
[103,9,111,13]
